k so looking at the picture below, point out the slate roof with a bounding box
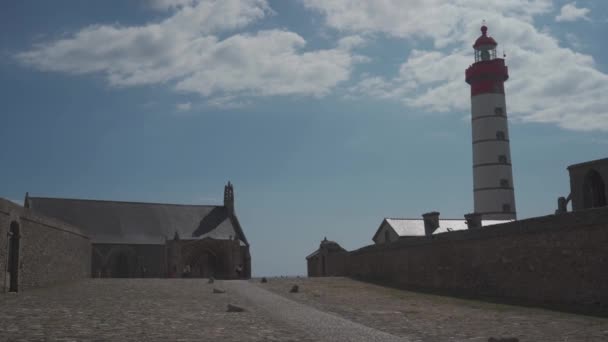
[26,196,249,246]
[306,238,346,259]
[373,218,511,241]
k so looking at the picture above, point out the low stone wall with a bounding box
[0,198,91,292]
[317,207,608,313]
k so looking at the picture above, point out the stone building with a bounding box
[566,158,608,211]
[306,237,346,277]
[26,182,250,279]
[372,215,510,244]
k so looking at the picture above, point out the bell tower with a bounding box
[224,181,235,215]
[465,24,516,220]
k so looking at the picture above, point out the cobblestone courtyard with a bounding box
[0,279,318,342]
[1,278,607,341]
[261,277,608,342]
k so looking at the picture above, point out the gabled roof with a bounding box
[306,249,320,259]
[26,196,248,246]
[372,218,511,241]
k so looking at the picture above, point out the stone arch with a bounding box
[186,248,218,278]
[583,169,607,209]
[7,221,20,292]
[105,246,137,278]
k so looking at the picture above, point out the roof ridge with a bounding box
[28,196,221,208]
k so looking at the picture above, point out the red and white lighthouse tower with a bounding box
[465,25,516,220]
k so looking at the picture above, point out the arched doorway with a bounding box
[106,247,136,278]
[583,170,607,209]
[188,249,218,278]
[7,222,20,292]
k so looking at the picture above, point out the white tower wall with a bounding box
[471,93,516,219]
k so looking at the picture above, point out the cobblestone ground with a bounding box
[0,279,318,342]
[259,277,608,342]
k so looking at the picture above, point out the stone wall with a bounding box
[313,207,608,313]
[0,198,91,292]
[92,243,166,278]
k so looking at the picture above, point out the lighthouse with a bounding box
[465,25,516,220]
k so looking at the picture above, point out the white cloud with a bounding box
[149,0,199,11]
[305,0,608,131]
[555,2,590,22]
[16,0,358,103]
[206,95,251,109]
[337,35,366,50]
[176,102,192,111]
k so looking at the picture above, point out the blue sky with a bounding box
[1,0,607,276]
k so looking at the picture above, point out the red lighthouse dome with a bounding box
[473,25,497,49]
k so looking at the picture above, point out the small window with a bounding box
[384,230,391,244]
[502,203,511,212]
[500,179,510,188]
[498,155,508,164]
[494,107,504,116]
[496,131,505,140]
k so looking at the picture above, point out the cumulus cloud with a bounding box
[16,0,358,102]
[555,2,591,22]
[305,0,608,131]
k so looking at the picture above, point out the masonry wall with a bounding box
[316,207,608,313]
[0,198,91,292]
[92,243,165,278]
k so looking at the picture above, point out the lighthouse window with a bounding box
[500,179,510,188]
[496,131,505,140]
[494,107,504,116]
[502,203,511,212]
[498,155,508,164]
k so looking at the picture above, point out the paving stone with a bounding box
[0,279,317,341]
[227,304,246,312]
[260,277,608,342]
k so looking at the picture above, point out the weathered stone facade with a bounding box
[92,244,166,278]
[308,207,608,313]
[0,198,91,292]
[306,238,347,277]
[168,237,251,279]
[568,158,608,211]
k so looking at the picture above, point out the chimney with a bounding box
[464,212,483,229]
[422,211,440,237]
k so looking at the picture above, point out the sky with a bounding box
[1,0,607,276]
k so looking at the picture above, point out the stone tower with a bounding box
[465,24,516,220]
[224,181,234,215]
